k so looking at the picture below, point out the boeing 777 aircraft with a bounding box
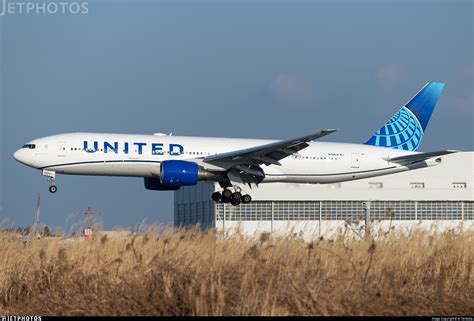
[14,82,455,206]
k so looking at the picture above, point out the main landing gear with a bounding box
[42,170,58,194]
[211,187,252,206]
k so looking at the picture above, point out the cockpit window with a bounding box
[22,144,36,149]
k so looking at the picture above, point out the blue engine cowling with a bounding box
[144,178,181,190]
[160,160,199,186]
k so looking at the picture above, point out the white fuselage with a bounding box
[13,132,437,185]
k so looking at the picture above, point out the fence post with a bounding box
[319,201,322,237]
[415,201,418,221]
[271,201,274,234]
[364,201,371,238]
[223,203,226,234]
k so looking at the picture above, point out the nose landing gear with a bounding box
[211,187,252,206]
[42,170,58,194]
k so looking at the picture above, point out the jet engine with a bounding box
[159,160,216,186]
[144,178,181,191]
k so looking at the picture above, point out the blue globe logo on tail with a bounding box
[365,107,424,151]
[364,82,445,151]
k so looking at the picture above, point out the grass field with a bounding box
[0,226,472,316]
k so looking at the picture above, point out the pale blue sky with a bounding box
[0,0,472,229]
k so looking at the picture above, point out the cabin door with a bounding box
[57,142,67,157]
[351,153,360,168]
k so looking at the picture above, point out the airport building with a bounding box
[174,152,474,238]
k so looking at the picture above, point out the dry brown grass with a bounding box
[0,227,472,316]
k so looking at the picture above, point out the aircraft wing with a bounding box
[384,150,458,165]
[203,129,337,167]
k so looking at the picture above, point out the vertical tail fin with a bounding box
[364,82,445,151]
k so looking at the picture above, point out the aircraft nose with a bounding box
[13,149,29,165]
[13,149,21,162]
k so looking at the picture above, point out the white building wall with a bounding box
[237,152,473,201]
[174,152,474,238]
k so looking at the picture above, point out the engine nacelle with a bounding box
[160,160,214,186]
[144,178,181,191]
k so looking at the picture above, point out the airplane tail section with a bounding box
[364,82,445,151]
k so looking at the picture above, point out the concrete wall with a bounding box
[218,220,474,240]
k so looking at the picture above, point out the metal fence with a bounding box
[175,200,474,227]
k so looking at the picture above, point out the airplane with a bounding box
[14,82,456,206]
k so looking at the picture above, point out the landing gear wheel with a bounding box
[49,185,58,193]
[222,195,232,203]
[242,194,252,204]
[231,192,242,201]
[222,189,232,199]
[231,198,241,206]
[211,192,222,202]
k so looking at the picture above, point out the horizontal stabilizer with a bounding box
[383,150,458,164]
